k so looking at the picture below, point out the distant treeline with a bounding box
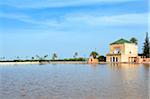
[0,58,87,62]
[0,56,106,62]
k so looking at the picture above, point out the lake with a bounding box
[0,63,149,99]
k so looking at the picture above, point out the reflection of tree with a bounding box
[143,64,150,71]
[143,63,150,67]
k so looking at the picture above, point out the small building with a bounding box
[88,56,99,64]
[106,38,138,63]
[135,54,150,63]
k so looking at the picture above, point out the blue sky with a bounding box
[0,0,149,59]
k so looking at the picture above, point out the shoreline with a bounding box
[0,61,40,65]
[0,61,87,65]
[0,61,149,65]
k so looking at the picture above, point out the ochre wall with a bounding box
[88,58,99,64]
[121,55,129,62]
[107,43,138,63]
[106,55,121,62]
[124,43,138,56]
[109,44,124,54]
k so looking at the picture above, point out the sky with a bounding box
[0,0,149,59]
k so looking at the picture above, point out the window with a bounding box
[114,48,120,54]
[110,57,112,62]
[116,57,118,62]
[113,57,115,62]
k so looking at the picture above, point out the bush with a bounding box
[97,56,106,62]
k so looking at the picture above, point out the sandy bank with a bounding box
[1,61,148,65]
[0,62,40,65]
[0,61,88,65]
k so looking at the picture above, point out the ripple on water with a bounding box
[0,64,149,99]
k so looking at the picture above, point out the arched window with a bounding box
[114,48,121,54]
[116,57,118,62]
[110,57,112,62]
[113,57,115,62]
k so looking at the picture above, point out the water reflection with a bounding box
[108,63,143,81]
[108,63,141,69]
[143,63,150,70]
[89,64,98,68]
[0,64,149,99]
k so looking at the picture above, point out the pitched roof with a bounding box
[110,38,132,45]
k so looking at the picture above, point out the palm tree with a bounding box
[44,55,48,60]
[35,55,43,61]
[0,57,5,61]
[90,51,99,59]
[52,53,57,60]
[31,57,34,60]
[17,56,20,60]
[36,55,40,59]
[130,37,138,45]
[73,52,78,58]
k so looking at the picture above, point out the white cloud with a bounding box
[0,0,138,8]
[0,12,148,29]
[65,13,148,26]
[0,13,60,27]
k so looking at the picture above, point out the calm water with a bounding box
[0,63,149,99]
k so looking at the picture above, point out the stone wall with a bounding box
[135,57,150,63]
[88,58,99,64]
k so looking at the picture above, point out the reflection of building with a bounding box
[108,63,140,82]
[106,38,138,63]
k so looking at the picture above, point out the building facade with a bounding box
[106,39,138,63]
[88,56,99,64]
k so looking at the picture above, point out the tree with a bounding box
[90,51,99,59]
[17,56,20,60]
[73,52,78,58]
[143,32,150,58]
[130,37,138,45]
[0,57,5,61]
[44,55,48,60]
[31,57,34,60]
[97,55,106,62]
[35,55,44,61]
[52,53,57,60]
[36,55,40,59]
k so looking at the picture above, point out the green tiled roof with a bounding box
[110,38,131,45]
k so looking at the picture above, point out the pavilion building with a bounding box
[106,38,138,63]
